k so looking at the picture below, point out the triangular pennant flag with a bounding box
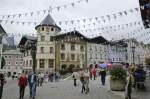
[2,16,5,19]
[77,20,80,23]
[135,8,139,11]
[129,9,133,13]
[7,15,10,18]
[13,15,15,18]
[71,3,75,7]
[57,7,60,11]
[83,19,86,23]
[19,14,21,18]
[89,18,92,22]
[65,21,68,25]
[95,17,98,21]
[71,20,74,24]
[86,0,88,3]
[118,12,123,16]
[58,21,62,25]
[124,11,127,15]
[10,21,14,24]
[25,13,28,16]
[30,12,33,16]
[22,22,25,25]
[43,10,46,14]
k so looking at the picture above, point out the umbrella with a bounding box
[107,63,112,69]
[99,64,107,68]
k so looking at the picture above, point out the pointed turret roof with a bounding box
[35,14,61,30]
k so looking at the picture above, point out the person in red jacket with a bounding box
[18,73,28,99]
[92,68,96,80]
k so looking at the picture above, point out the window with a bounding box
[48,59,54,68]
[16,62,18,65]
[71,43,75,51]
[95,46,97,51]
[41,36,45,41]
[71,54,75,60]
[8,62,11,65]
[50,47,53,53]
[26,60,28,67]
[61,44,65,50]
[20,56,22,58]
[30,60,32,66]
[80,46,84,51]
[9,56,11,58]
[90,45,92,50]
[51,27,54,31]
[16,56,18,59]
[39,59,45,68]
[42,27,44,31]
[50,37,53,41]
[40,47,44,53]
[61,53,65,60]
[20,62,22,65]
[5,56,7,58]
[95,53,97,59]
[90,54,92,59]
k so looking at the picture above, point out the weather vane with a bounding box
[48,6,52,14]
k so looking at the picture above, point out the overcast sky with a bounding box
[0,0,149,44]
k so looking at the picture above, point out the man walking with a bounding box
[100,68,106,85]
[18,73,28,99]
[0,72,6,99]
[28,72,37,99]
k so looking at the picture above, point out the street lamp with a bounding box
[131,39,135,64]
[28,42,37,73]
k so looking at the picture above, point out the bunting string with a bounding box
[0,7,140,26]
[0,0,89,19]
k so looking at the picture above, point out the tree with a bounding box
[1,56,6,69]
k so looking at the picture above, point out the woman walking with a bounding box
[18,73,28,99]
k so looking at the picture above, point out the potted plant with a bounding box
[110,65,127,91]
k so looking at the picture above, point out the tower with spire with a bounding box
[35,14,61,71]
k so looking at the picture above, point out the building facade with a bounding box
[87,36,109,66]
[2,49,23,75]
[54,31,87,70]
[35,14,61,72]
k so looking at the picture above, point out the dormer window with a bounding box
[51,27,54,31]
[42,27,44,31]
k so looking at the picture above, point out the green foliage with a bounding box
[61,64,67,70]
[1,56,6,69]
[110,67,127,80]
[67,64,75,73]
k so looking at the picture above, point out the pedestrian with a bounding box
[92,68,96,80]
[28,72,37,99]
[100,68,106,85]
[0,72,6,99]
[125,70,134,99]
[72,71,79,86]
[18,72,28,99]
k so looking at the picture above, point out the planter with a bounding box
[110,79,126,91]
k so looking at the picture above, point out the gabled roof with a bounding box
[18,35,37,46]
[35,14,61,30]
[54,30,89,41]
[89,36,109,44]
[0,24,6,35]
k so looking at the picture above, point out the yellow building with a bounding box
[54,31,88,70]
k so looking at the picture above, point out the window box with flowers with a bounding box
[110,65,127,91]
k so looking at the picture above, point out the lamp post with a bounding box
[28,42,37,73]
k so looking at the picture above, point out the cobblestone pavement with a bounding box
[2,78,123,99]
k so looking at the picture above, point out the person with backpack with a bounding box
[18,73,28,99]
